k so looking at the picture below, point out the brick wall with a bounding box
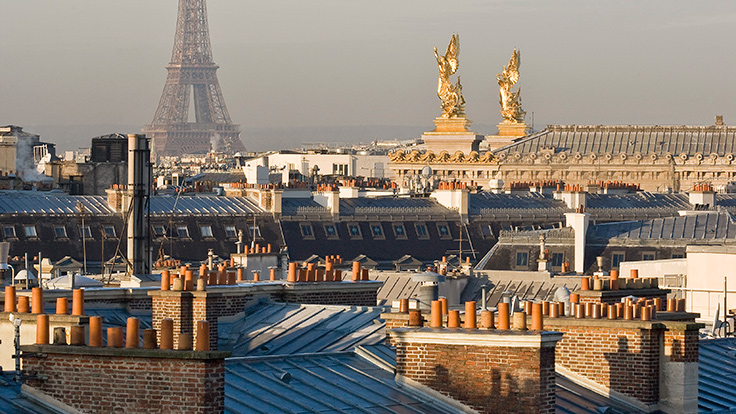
[22,345,229,414]
[663,322,700,363]
[546,320,663,405]
[192,293,255,350]
[392,328,562,414]
[151,293,193,349]
[577,288,668,306]
[281,289,377,306]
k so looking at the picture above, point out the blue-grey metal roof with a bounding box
[468,192,567,215]
[0,191,115,215]
[218,301,387,357]
[586,193,691,210]
[225,352,456,414]
[149,195,263,215]
[461,274,580,306]
[699,337,736,413]
[494,125,736,157]
[0,373,61,413]
[556,374,642,414]
[281,198,328,215]
[339,197,454,216]
[588,211,736,241]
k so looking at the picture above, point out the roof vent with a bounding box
[274,372,292,383]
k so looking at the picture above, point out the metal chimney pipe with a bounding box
[127,134,151,276]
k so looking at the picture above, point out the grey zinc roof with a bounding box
[699,337,736,413]
[148,195,263,215]
[339,197,454,216]
[588,211,736,240]
[0,191,115,215]
[0,374,61,413]
[586,193,691,210]
[495,124,736,156]
[461,274,580,306]
[281,198,329,215]
[468,192,568,215]
[224,352,457,414]
[218,301,387,357]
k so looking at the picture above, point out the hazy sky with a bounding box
[2,1,736,151]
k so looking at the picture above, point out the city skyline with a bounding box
[2,1,736,152]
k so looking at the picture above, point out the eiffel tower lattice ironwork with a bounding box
[144,0,245,158]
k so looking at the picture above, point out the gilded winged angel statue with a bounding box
[434,34,466,118]
[497,49,526,123]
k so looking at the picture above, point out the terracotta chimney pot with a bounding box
[408,310,423,327]
[196,320,210,351]
[237,268,244,282]
[36,314,49,344]
[72,288,84,316]
[31,287,43,314]
[270,268,277,281]
[541,301,550,316]
[4,286,16,312]
[352,262,361,282]
[549,303,559,318]
[178,333,193,351]
[160,270,171,291]
[142,329,157,349]
[448,310,461,328]
[55,297,68,315]
[89,316,103,347]
[464,301,477,329]
[399,298,409,314]
[430,300,442,328]
[160,319,174,350]
[107,327,123,348]
[17,296,29,313]
[497,303,510,330]
[439,297,448,315]
[196,278,206,291]
[480,310,495,329]
[580,277,590,291]
[512,311,527,330]
[531,303,543,330]
[334,270,342,282]
[287,262,297,283]
[70,325,86,346]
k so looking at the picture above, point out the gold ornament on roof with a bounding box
[497,49,526,123]
[434,34,466,118]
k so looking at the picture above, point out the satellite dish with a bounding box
[421,165,432,178]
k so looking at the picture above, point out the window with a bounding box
[437,223,451,239]
[177,225,190,238]
[347,223,362,239]
[103,225,116,238]
[81,226,92,239]
[152,225,167,238]
[200,225,213,238]
[324,224,339,239]
[611,252,625,268]
[24,225,37,238]
[332,163,348,175]
[393,224,407,239]
[515,252,529,267]
[370,223,384,239]
[3,226,16,239]
[249,226,262,238]
[551,253,564,267]
[414,223,429,239]
[300,223,314,239]
[671,253,685,259]
[480,224,494,239]
[54,226,68,239]
[642,252,656,261]
[224,225,237,238]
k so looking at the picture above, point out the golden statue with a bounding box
[434,34,465,118]
[497,49,525,123]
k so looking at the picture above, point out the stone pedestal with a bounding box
[422,116,483,155]
[486,121,530,150]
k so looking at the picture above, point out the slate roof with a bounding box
[281,198,328,215]
[585,193,691,210]
[218,301,387,357]
[339,197,454,217]
[588,211,736,241]
[699,337,736,413]
[460,274,580,306]
[495,124,736,156]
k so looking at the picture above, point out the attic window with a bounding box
[300,223,314,239]
[152,225,167,237]
[24,225,37,238]
[80,226,92,239]
[103,225,116,238]
[480,224,494,239]
[370,223,385,239]
[54,226,68,239]
[393,224,407,240]
[3,226,16,239]
[323,224,339,239]
[200,225,213,238]
[414,223,429,240]
[249,226,262,239]
[177,225,190,238]
[437,223,451,239]
[224,225,237,238]
[347,223,362,240]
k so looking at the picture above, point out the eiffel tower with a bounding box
[144,0,245,158]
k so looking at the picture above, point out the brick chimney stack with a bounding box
[391,324,562,413]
